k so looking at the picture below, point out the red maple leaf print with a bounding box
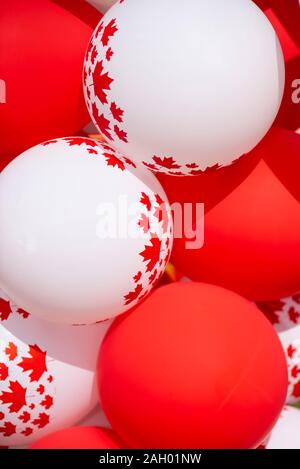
[93,107,112,141]
[29,403,35,410]
[189,163,221,176]
[21,427,33,437]
[19,411,31,423]
[153,156,180,170]
[41,395,53,410]
[123,157,136,168]
[17,308,30,319]
[287,344,297,358]
[106,47,114,61]
[114,125,128,143]
[36,384,45,395]
[110,102,124,123]
[143,162,158,170]
[288,307,300,324]
[149,269,158,285]
[104,152,125,171]
[91,46,97,64]
[140,236,162,272]
[64,137,90,147]
[47,375,53,383]
[101,19,118,47]
[292,381,300,398]
[140,192,151,211]
[168,171,185,176]
[18,344,47,382]
[0,298,12,322]
[0,381,26,413]
[42,139,58,146]
[0,412,4,420]
[291,365,300,379]
[124,284,143,305]
[293,293,300,304]
[32,412,50,429]
[94,21,103,39]
[87,147,98,155]
[0,422,16,437]
[5,342,17,361]
[0,363,8,381]
[186,163,199,169]
[93,60,113,105]
[138,213,150,233]
[133,271,142,283]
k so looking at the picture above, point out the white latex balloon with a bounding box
[265,406,300,449]
[86,0,117,14]
[0,290,111,446]
[84,0,285,176]
[0,137,172,324]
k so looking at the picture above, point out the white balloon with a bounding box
[84,0,285,176]
[0,290,111,446]
[0,137,172,324]
[266,406,300,449]
[86,0,117,14]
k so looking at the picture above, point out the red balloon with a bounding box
[30,426,122,449]
[0,0,102,171]
[158,128,300,301]
[99,283,287,449]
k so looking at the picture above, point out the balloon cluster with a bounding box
[0,0,299,450]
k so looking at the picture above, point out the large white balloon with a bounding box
[0,290,111,446]
[265,406,300,449]
[84,0,285,176]
[0,137,172,324]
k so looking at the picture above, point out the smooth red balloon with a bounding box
[158,128,300,301]
[30,426,122,449]
[99,283,287,449]
[0,0,102,171]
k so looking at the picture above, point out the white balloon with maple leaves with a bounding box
[262,406,300,449]
[0,137,173,325]
[257,293,300,405]
[84,0,284,176]
[0,290,112,446]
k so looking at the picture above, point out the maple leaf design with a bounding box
[0,422,16,437]
[87,147,98,155]
[288,307,300,324]
[140,235,162,272]
[292,381,300,398]
[94,21,103,39]
[291,365,300,379]
[168,171,185,176]
[104,152,125,171]
[0,363,8,381]
[21,427,33,437]
[42,139,58,146]
[133,271,142,283]
[106,47,114,61]
[0,381,26,413]
[32,412,50,429]
[123,157,136,168]
[140,192,151,211]
[18,344,47,382]
[124,284,143,306]
[36,384,45,395]
[5,342,17,361]
[287,344,297,358]
[143,162,158,170]
[17,308,29,319]
[101,19,118,47]
[92,60,113,105]
[186,163,199,169]
[41,395,53,410]
[91,46,97,64]
[110,102,124,123]
[92,106,112,141]
[153,156,180,170]
[114,125,128,143]
[29,403,35,410]
[0,298,12,322]
[189,163,221,176]
[48,375,53,383]
[138,213,150,233]
[149,269,158,285]
[19,411,31,423]
[0,412,4,420]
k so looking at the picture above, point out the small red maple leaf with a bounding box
[140,235,162,272]
[92,60,113,105]
[110,102,124,123]
[104,152,125,171]
[17,308,30,319]
[41,395,53,410]
[91,46,97,64]
[140,192,151,211]
[21,427,33,437]
[133,271,142,283]
[143,162,158,170]
[19,411,31,423]
[292,381,300,398]
[149,269,158,285]
[94,21,103,39]
[138,213,150,233]
[32,412,50,429]
[64,137,89,147]
[123,157,136,168]
[87,147,98,155]
[93,107,113,141]
[287,344,297,358]
[106,47,114,61]
[0,363,8,381]
[101,19,118,47]
[153,156,180,170]
[5,342,17,361]
[0,298,12,322]
[47,375,53,383]
[124,284,143,305]
[186,163,199,169]
[0,422,16,437]
[36,384,45,395]
[42,139,58,146]
[291,365,300,379]
[114,125,128,143]
[288,307,300,324]
[29,403,35,410]
[0,412,4,420]
[18,344,47,382]
[0,381,26,413]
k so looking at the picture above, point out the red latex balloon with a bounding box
[30,426,122,449]
[158,128,300,301]
[99,283,287,449]
[0,0,102,171]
